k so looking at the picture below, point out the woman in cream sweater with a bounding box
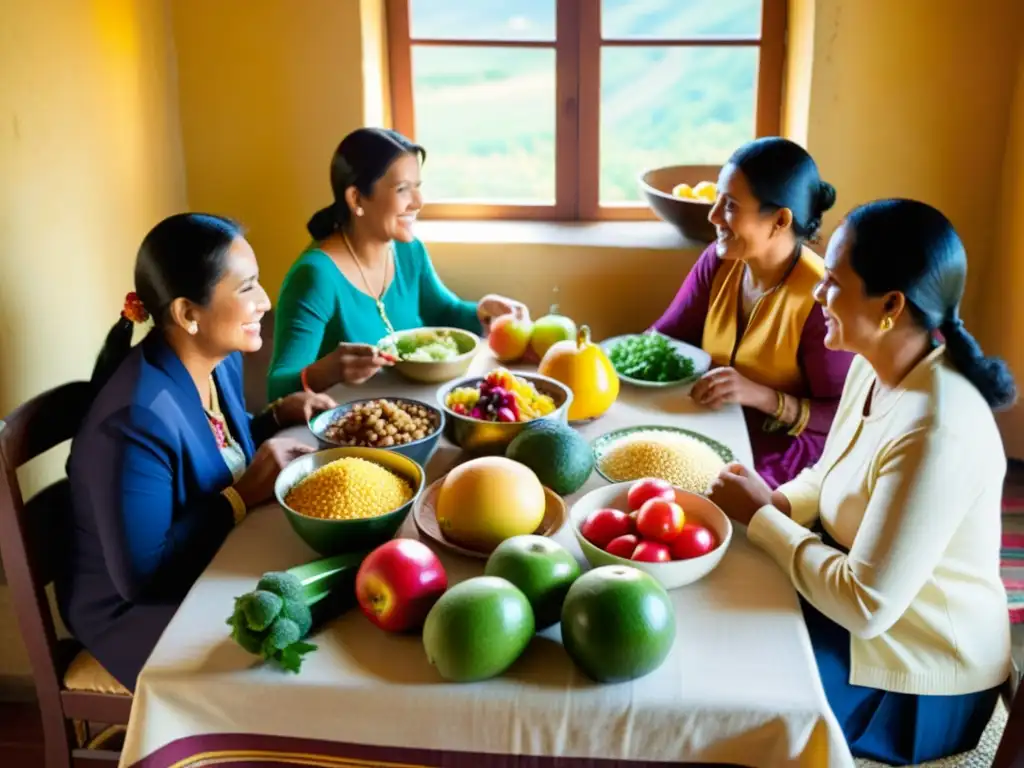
[709,198,1016,765]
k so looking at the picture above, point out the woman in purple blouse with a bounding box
[653,139,854,488]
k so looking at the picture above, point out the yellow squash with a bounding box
[538,325,619,421]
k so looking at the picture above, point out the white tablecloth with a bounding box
[119,355,852,768]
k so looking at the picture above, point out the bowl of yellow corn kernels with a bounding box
[275,447,425,556]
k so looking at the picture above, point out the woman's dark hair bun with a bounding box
[844,198,1017,411]
[816,181,837,215]
[307,128,426,240]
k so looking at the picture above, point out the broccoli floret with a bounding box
[239,590,283,631]
[256,572,304,603]
[279,597,313,637]
[261,617,301,656]
[227,610,266,655]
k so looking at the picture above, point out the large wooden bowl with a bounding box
[639,164,720,243]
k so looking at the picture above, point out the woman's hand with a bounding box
[232,438,315,508]
[691,367,774,411]
[707,463,774,526]
[307,342,395,390]
[478,294,530,333]
[274,391,337,428]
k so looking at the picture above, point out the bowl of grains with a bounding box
[591,426,735,494]
[308,398,444,467]
[275,447,425,556]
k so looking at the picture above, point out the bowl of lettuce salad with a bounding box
[378,327,481,384]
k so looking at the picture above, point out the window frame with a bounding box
[386,0,786,222]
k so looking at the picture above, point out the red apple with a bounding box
[488,314,533,362]
[670,523,718,560]
[636,498,686,543]
[355,539,448,633]
[605,534,639,559]
[627,478,675,511]
[580,508,633,548]
[632,541,671,563]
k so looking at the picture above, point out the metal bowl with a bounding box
[274,447,425,556]
[435,372,573,455]
[377,327,481,384]
[307,397,445,467]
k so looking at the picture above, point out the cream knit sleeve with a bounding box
[771,354,871,526]
[748,427,978,639]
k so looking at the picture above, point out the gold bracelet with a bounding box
[774,390,786,421]
[787,399,812,437]
[221,487,247,525]
[260,397,285,427]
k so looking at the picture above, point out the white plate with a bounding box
[600,332,711,388]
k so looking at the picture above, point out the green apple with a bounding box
[484,535,580,630]
[529,308,577,360]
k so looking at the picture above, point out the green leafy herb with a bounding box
[608,334,696,383]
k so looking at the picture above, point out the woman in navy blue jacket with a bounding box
[58,213,335,691]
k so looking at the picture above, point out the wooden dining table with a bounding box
[118,352,853,768]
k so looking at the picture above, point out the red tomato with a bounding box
[627,478,675,511]
[605,534,639,559]
[631,541,671,562]
[670,523,717,560]
[580,508,633,548]
[636,498,685,543]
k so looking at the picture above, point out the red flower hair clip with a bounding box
[121,292,150,324]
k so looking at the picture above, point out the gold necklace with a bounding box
[343,233,396,337]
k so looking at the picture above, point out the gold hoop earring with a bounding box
[880,316,894,332]
[188,321,199,336]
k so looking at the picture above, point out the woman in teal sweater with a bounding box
[269,128,526,399]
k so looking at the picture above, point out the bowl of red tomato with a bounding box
[569,477,732,589]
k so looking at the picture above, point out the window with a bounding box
[387,0,785,221]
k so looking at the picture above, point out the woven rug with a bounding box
[1005,498,1024,624]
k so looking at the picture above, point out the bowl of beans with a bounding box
[308,398,444,467]
[275,446,425,556]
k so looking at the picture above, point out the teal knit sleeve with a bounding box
[267,255,335,400]
[416,242,482,333]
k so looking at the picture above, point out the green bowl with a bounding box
[274,447,425,556]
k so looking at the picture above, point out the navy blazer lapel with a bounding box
[142,334,236,489]
[213,360,255,462]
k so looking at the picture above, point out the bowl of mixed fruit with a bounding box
[437,368,573,455]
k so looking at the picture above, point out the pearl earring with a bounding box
[355,207,364,216]
[188,321,199,336]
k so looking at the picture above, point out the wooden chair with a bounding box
[0,382,132,768]
[994,669,1023,768]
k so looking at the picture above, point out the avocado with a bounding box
[505,421,595,495]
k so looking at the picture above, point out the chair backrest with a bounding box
[0,381,92,715]
[242,307,275,412]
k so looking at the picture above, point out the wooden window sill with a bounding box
[413,219,706,252]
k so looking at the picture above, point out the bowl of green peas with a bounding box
[600,332,710,388]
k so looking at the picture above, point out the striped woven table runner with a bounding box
[1004,498,1024,624]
